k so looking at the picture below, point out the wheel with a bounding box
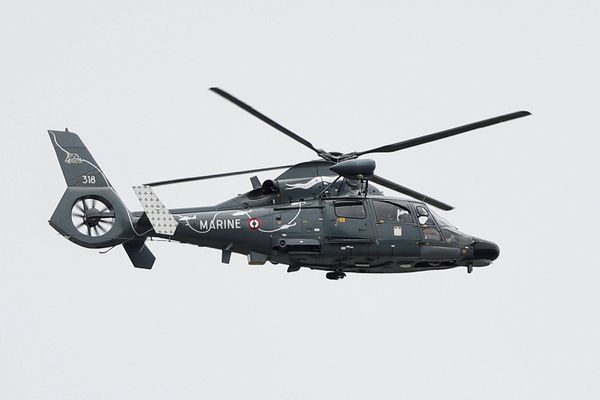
[326,271,346,280]
[326,272,338,280]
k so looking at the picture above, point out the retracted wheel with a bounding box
[326,271,346,280]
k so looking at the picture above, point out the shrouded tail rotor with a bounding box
[49,129,156,269]
[71,197,116,237]
[48,130,138,250]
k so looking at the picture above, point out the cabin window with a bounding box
[334,201,366,219]
[373,201,413,223]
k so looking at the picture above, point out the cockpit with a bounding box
[369,199,475,246]
[430,209,474,246]
[412,204,474,245]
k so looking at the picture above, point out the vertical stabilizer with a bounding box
[48,130,111,187]
[48,129,135,249]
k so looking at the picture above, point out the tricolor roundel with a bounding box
[248,218,261,230]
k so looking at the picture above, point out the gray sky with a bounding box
[1,1,599,399]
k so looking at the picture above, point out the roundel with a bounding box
[248,218,261,230]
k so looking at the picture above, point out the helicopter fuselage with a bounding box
[143,192,498,274]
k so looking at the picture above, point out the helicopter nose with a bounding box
[472,239,500,261]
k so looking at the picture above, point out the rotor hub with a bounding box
[71,197,115,237]
[83,208,102,227]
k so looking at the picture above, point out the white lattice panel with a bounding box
[132,185,178,235]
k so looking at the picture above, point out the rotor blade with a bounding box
[97,212,115,219]
[145,164,294,187]
[356,111,531,156]
[98,220,111,228]
[210,87,321,154]
[371,174,454,211]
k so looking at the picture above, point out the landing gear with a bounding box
[467,264,473,274]
[287,265,301,273]
[326,271,346,280]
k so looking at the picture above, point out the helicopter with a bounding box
[48,88,530,279]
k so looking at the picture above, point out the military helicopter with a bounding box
[48,88,530,279]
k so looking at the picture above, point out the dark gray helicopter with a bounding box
[48,88,530,279]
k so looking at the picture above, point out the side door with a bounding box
[323,199,374,257]
[269,203,323,257]
[371,200,421,258]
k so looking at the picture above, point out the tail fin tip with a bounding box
[48,129,111,187]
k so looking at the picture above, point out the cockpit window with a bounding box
[422,226,442,241]
[431,211,457,229]
[416,205,435,225]
[373,201,413,223]
[430,210,473,245]
[416,205,443,241]
[334,201,366,219]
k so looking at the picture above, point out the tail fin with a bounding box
[48,130,111,187]
[48,130,135,248]
[48,129,156,269]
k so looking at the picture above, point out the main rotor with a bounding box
[146,87,531,210]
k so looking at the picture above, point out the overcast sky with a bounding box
[1,1,599,399]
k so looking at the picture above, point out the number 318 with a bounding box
[82,175,96,184]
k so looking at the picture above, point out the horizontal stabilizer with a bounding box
[132,185,178,235]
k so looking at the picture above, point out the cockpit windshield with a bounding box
[431,211,457,229]
[430,210,473,245]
